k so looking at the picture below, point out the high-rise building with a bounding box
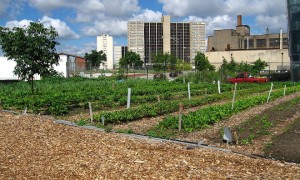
[128,15,206,64]
[287,0,300,81]
[97,34,114,69]
[114,46,128,68]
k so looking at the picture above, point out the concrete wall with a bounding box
[205,49,290,71]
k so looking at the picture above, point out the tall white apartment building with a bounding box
[128,15,206,64]
[97,34,113,69]
[114,46,128,68]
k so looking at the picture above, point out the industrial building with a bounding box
[113,46,128,68]
[206,15,290,71]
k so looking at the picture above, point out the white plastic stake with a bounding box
[283,85,287,96]
[101,116,105,126]
[231,83,237,110]
[23,106,27,115]
[178,103,183,131]
[267,83,274,103]
[218,80,221,94]
[127,88,131,109]
[183,78,186,84]
[88,102,93,122]
[188,82,191,100]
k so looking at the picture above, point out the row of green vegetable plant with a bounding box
[147,84,300,138]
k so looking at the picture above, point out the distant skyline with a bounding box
[0,0,288,56]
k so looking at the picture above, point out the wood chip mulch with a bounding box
[0,111,300,179]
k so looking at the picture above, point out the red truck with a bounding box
[227,72,268,83]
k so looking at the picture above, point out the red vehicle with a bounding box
[227,72,268,83]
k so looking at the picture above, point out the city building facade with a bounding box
[208,15,288,51]
[128,15,206,64]
[287,0,300,81]
[97,34,114,69]
[114,46,128,68]
[206,15,290,71]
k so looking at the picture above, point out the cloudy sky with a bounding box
[0,0,288,56]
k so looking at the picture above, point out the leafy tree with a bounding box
[0,22,60,94]
[153,52,176,72]
[84,50,106,70]
[176,59,192,72]
[194,52,215,71]
[119,51,143,75]
[251,58,268,75]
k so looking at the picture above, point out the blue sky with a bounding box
[0,0,288,56]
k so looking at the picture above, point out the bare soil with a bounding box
[1,111,300,179]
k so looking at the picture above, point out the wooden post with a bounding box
[157,95,161,103]
[89,102,93,122]
[178,103,183,131]
[231,82,237,110]
[127,88,131,109]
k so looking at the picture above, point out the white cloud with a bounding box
[82,19,128,36]
[40,16,80,39]
[185,15,235,36]
[256,15,287,33]
[132,9,162,22]
[4,17,79,40]
[59,42,96,56]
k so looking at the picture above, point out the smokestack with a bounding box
[237,15,242,26]
[280,28,283,49]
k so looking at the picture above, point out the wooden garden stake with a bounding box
[178,103,183,131]
[127,88,131,109]
[157,95,161,103]
[267,83,274,103]
[231,82,237,110]
[283,85,287,96]
[89,102,93,122]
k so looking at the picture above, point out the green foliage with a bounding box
[0,22,60,94]
[194,52,215,71]
[76,119,87,126]
[119,51,143,69]
[153,52,177,72]
[176,59,192,71]
[84,50,106,69]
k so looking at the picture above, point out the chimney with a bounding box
[237,15,242,26]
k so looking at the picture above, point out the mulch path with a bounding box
[1,111,300,179]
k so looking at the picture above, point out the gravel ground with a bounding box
[1,111,300,179]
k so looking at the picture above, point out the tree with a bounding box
[251,58,268,75]
[0,22,60,94]
[119,51,143,73]
[84,50,106,70]
[194,52,215,71]
[153,52,176,72]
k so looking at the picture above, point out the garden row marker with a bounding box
[267,83,274,103]
[22,106,27,115]
[188,83,191,100]
[127,88,131,109]
[205,88,207,95]
[157,95,161,103]
[283,85,287,96]
[217,80,221,94]
[231,83,237,110]
[178,103,183,131]
[89,102,93,122]
[101,116,105,126]
[183,78,186,84]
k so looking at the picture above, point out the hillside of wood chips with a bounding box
[0,111,299,179]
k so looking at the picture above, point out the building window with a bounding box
[269,38,280,47]
[244,39,254,48]
[256,39,266,48]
